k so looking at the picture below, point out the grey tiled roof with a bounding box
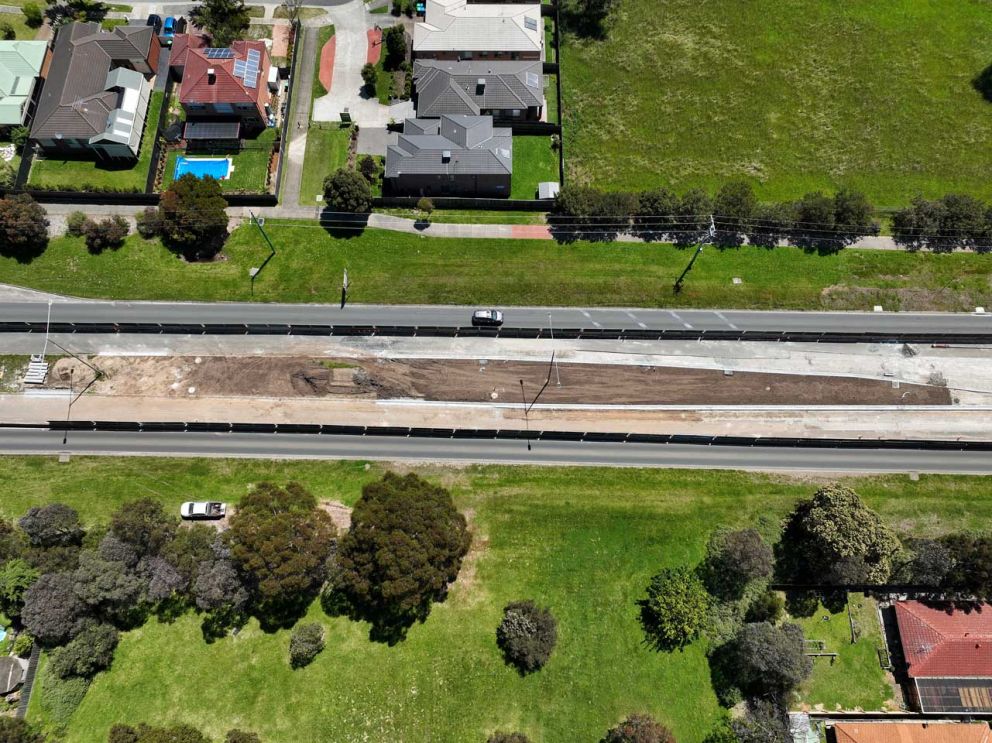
[32,22,152,141]
[414,59,543,117]
[385,115,512,177]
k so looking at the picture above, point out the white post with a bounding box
[549,313,561,386]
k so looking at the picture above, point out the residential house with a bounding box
[830,721,991,743]
[413,59,543,121]
[413,0,543,61]
[30,22,158,161]
[384,114,511,197]
[0,41,51,132]
[170,34,271,147]
[894,600,992,713]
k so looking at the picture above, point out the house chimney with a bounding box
[442,150,451,163]
[476,77,485,94]
[207,68,216,83]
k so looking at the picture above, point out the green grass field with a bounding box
[511,135,559,199]
[562,0,992,205]
[300,124,352,205]
[27,92,163,192]
[5,458,992,742]
[162,128,276,194]
[4,224,992,310]
[0,11,38,39]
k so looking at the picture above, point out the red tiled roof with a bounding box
[834,722,990,743]
[169,32,209,68]
[896,600,992,678]
[176,37,270,110]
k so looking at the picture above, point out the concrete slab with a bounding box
[356,127,397,156]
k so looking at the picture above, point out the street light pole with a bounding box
[62,367,73,446]
[673,215,717,295]
[518,379,532,451]
[548,313,561,387]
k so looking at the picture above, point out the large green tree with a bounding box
[189,0,250,46]
[639,566,709,652]
[601,713,676,743]
[0,193,48,261]
[109,498,179,559]
[328,472,470,642]
[226,482,336,627]
[777,484,900,585]
[157,174,229,260]
[717,622,812,700]
[0,559,40,619]
[700,528,773,600]
[323,168,372,213]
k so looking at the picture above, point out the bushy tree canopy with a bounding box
[0,194,48,261]
[140,556,187,603]
[48,621,119,679]
[639,566,709,652]
[323,168,372,213]
[22,571,90,646]
[496,600,557,674]
[162,524,217,587]
[226,482,336,626]
[158,174,229,260]
[730,700,790,743]
[19,504,83,548]
[940,533,992,598]
[225,732,262,743]
[193,556,248,614]
[713,181,757,234]
[109,498,179,559]
[0,717,46,743]
[72,549,146,624]
[701,528,773,600]
[488,734,531,743]
[0,558,40,618]
[329,472,470,641]
[777,485,900,585]
[601,713,676,743]
[188,0,250,46]
[98,534,140,570]
[894,537,955,587]
[719,622,812,699]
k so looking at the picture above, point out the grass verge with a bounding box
[27,91,163,192]
[4,224,992,310]
[1,11,37,39]
[561,0,992,204]
[6,459,991,741]
[299,123,351,205]
[512,135,558,199]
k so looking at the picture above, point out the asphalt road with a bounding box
[3,429,992,473]
[3,301,992,333]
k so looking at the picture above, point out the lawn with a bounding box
[0,11,38,39]
[273,6,325,19]
[561,0,992,205]
[6,459,992,741]
[4,224,992,310]
[512,135,559,198]
[161,128,277,194]
[794,595,894,712]
[27,91,164,192]
[299,123,351,205]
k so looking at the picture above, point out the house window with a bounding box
[215,103,234,114]
[511,109,521,117]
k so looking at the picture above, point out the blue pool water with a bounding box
[174,156,232,181]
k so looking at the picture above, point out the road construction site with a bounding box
[0,334,990,440]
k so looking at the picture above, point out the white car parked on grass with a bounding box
[180,501,226,520]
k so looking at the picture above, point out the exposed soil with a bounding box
[44,356,951,406]
[320,500,352,531]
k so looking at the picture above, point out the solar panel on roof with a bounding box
[205,48,234,59]
[246,49,260,64]
[233,60,247,76]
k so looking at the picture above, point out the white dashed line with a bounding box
[625,311,648,329]
[668,311,693,329]
[714,311,739,330]
[581,310,602,328]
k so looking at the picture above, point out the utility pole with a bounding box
[518,379,532,451]
[42,300,52,357]
[673,215,716,295]
[341,268,349,309]
[62,367,73,446]
[248,211,277,293]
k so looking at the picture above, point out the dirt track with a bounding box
[46,356,950,406]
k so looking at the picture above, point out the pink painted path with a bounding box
[511,224,553,239]
[318,36,336,93]
[367,28,382,65]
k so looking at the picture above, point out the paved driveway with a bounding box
[312,0,413,125]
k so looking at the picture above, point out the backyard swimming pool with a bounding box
[174,156,232,181]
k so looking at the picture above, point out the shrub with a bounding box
[383,25,406,69]
[324,168,372,213]
[716,622,812,699]
[0,159,14,189]
[358,155,379,184]
[48,622,119,679]
[391,0,401,14]
[488,734,530,743]
[10,125,29,149]
[602,713,676,743]
[289,622,325,668]
[12,632,33,657]
[225,731,262,743]
[135,207,161,239]
[40,672,91,730]
[745,589,784,624]
[22,2,43,27]
[0,718,45,743]
[0,558,39,619]
[416,196,433,218]
[361,62,377,93]
[639,566,709,652]
[83,216,129,254]
[496,600,557,674]
[713,180,756,234]
[109,725,140,743]
[0,22,14,40]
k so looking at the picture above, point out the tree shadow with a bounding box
[319,207,369,239]
[320,587,424,646]
[974,64,992,103]
[199,606,247,644]
[0,238,48,264]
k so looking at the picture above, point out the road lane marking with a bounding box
[714,311,739,330]
[625,311,648,329]
[668,311,693,329]
[581,310,602,328]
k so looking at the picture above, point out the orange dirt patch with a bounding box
[271,23,291,59]
[319,35,336,93]
[320,500,352,531]
[367,28,382,65]
[510,224,552,239]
